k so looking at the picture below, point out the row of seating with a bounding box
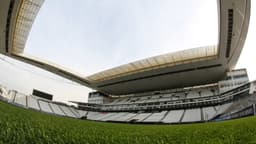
[84,103,232,123]
[0,89,235,123]
[1,90,84,119]
[0,85,238,124]
[109,87,217,105]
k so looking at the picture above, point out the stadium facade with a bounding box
[0,0,256,124]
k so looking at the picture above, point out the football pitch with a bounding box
[0,101,255,144]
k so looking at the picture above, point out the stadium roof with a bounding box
[0,0,251,95]
[86,46,218,83]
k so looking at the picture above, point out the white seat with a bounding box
[104,112,129,121]
[129,113,152,122]
[162,110,184,123]
[187,91,200,98]
[202,107,217,120]
[201,89,214,97]
[182,108,201,122]
[144,111,167,122]
[59,105,76,118]
[49,103,65,116]
[38,100,53,113]
[27,96,40,110]
[77,110,88,117]
[87,112,102,120]
[14,93,27,106]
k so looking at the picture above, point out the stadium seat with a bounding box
[77,110,88,118]
[98,113,118,121]
[59,105,77,118]
[104,112,129,121]
[162,109,184,123]
[87,111,102,120]
[201,89,214,97]
[143,111,167,122]
[14,93,27,107]
[182,108,202,122]
[38,100,53,114]
[49,103,66,116]
[186,91,200,99]
[128,113,152,122]
[27,96,40,110]
[202,107,217,121]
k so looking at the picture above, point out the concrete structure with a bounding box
[218,69,249,93]
[88,91,110,104]
[0,0,251,95]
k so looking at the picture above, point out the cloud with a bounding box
[25,0,218,75]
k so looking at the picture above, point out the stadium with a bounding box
[0,0,256,143]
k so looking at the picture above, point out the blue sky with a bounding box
[0,0,255,102]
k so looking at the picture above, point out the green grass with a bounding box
[0,101,256,144]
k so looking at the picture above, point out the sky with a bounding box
[0,55,89,103]
[24,0,218,75]
[0,0,255,103]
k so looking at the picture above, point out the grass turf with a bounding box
[0,101,256,144]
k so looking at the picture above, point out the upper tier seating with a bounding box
[201,89,214,97]
[108,86,218,105]
[186,91,200,99]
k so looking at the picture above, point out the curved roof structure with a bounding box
[86,46,218,83]
[0,0,251,95]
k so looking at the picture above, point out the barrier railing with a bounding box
[78,83,251,112]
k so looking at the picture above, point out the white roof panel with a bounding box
[86,45,218,83]
[12,0,44,54]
